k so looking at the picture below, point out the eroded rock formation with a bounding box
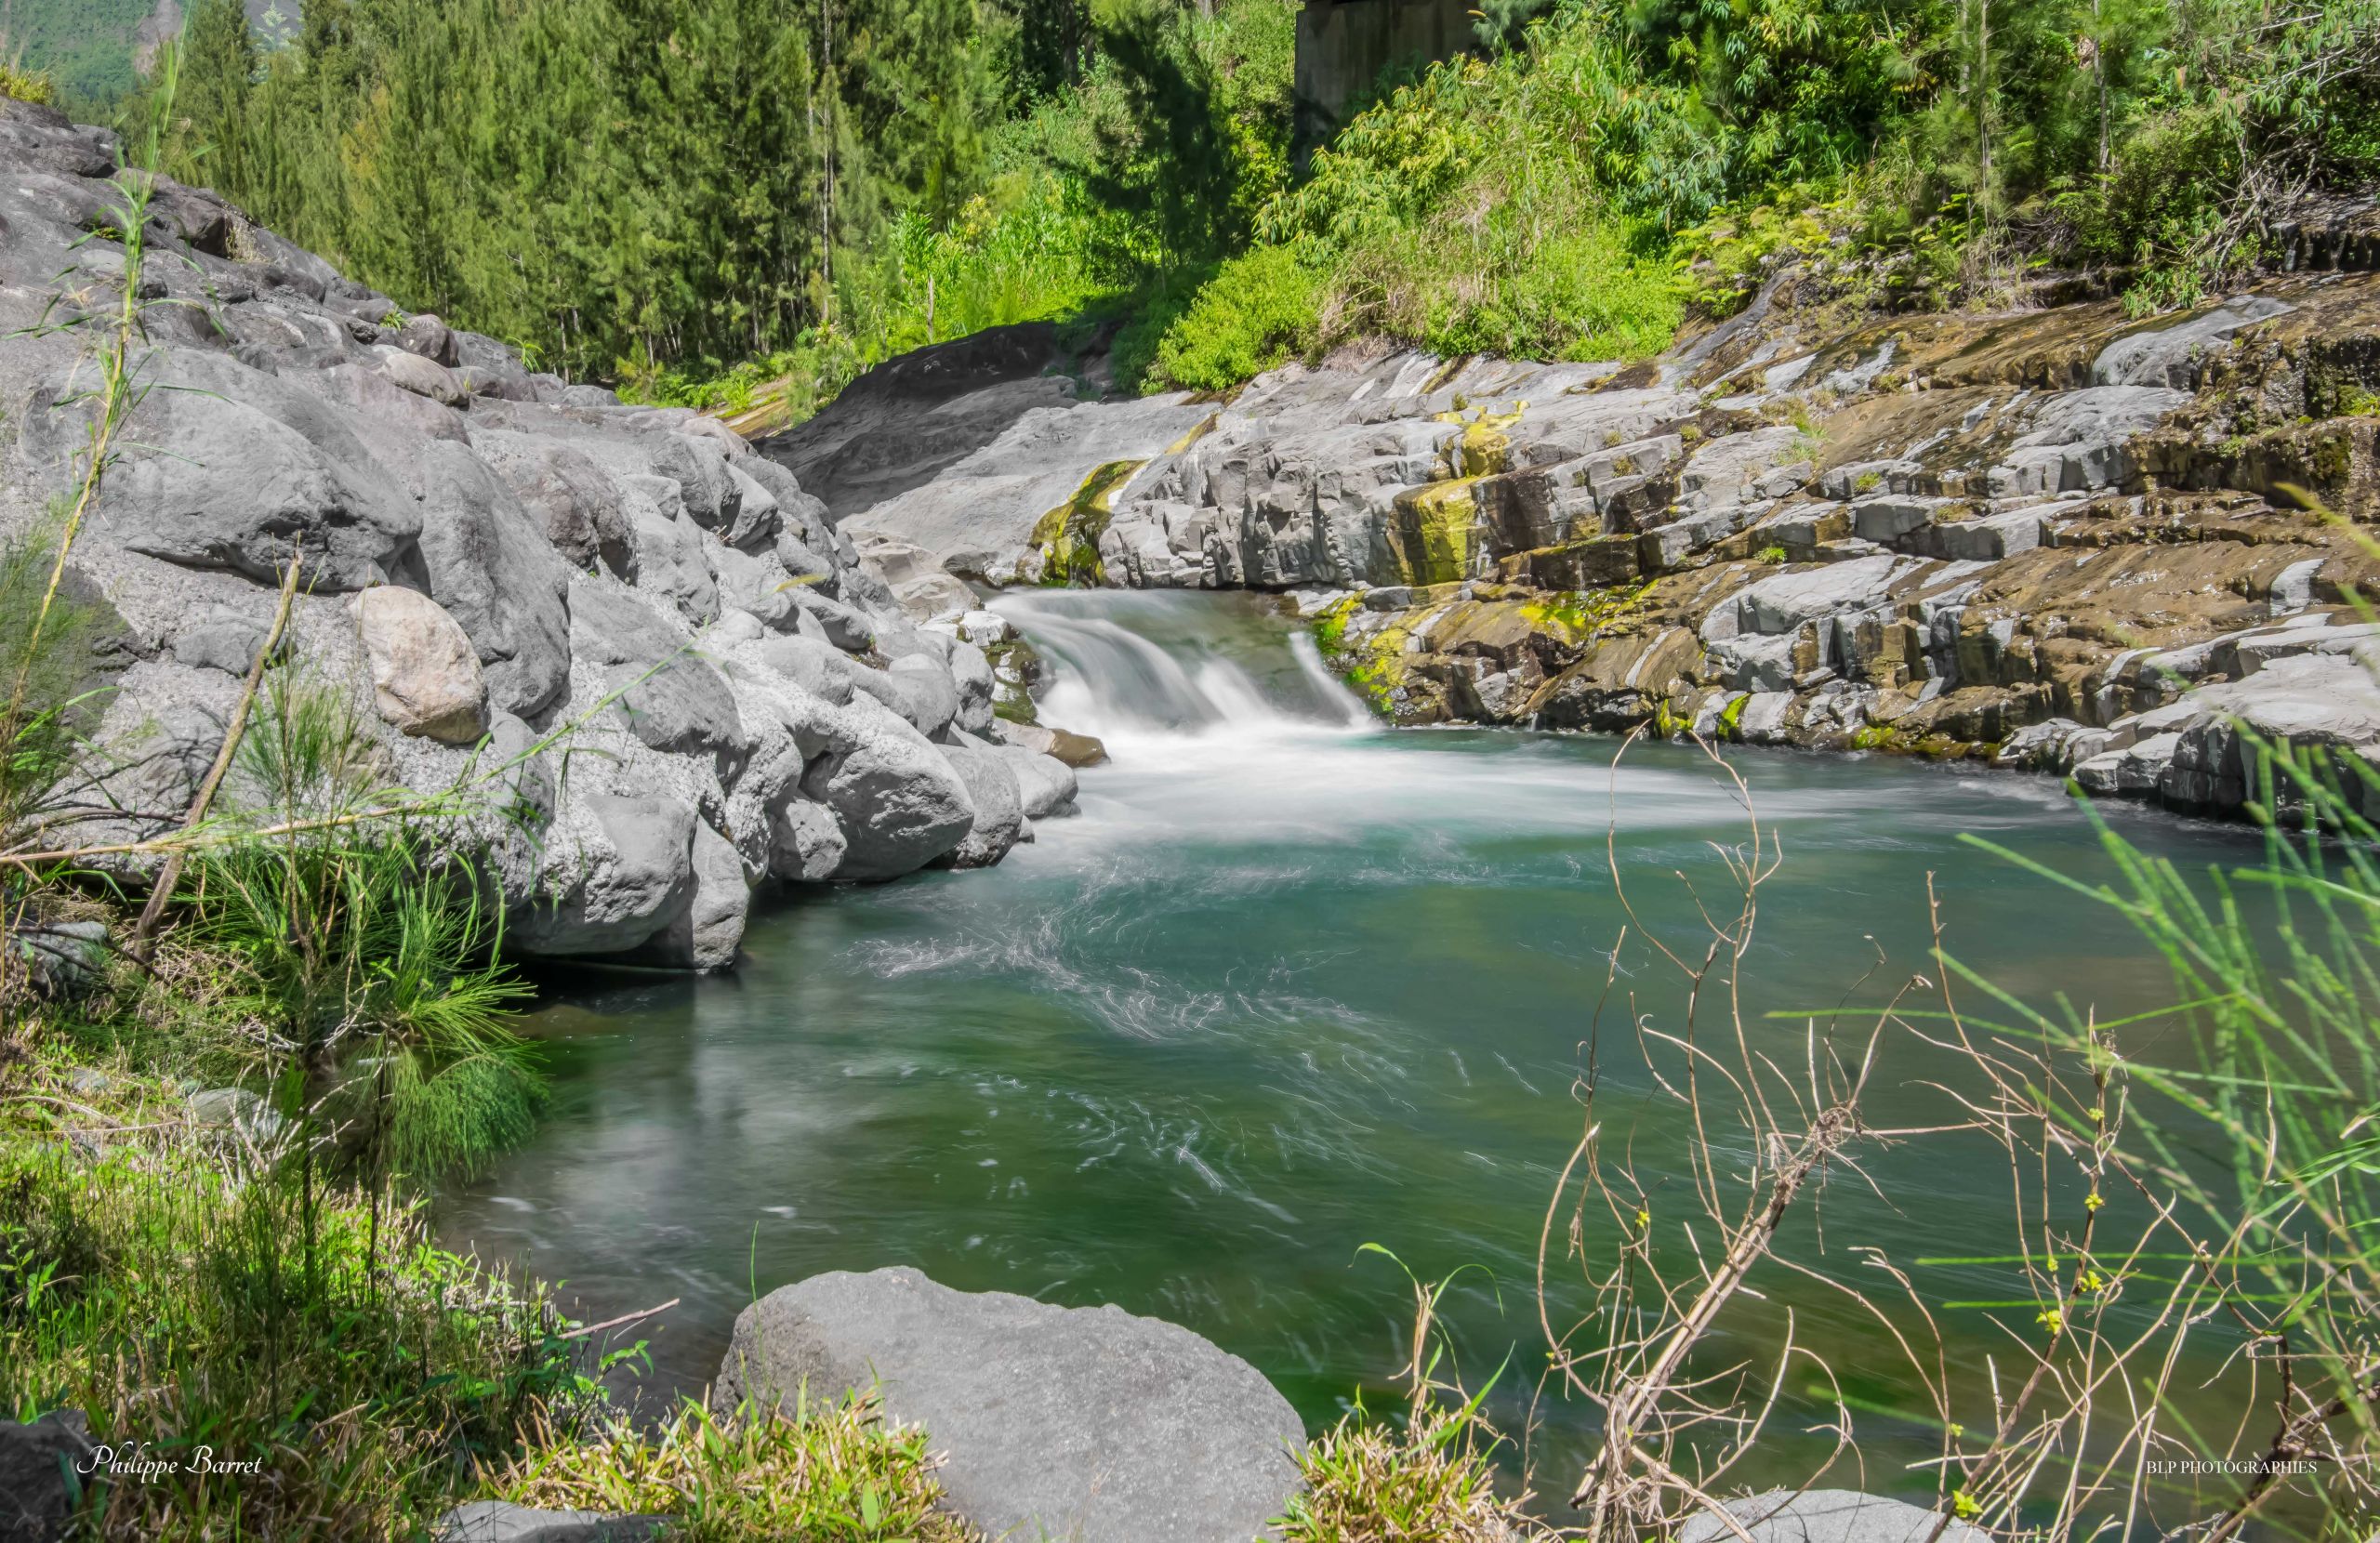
[0,101,1081,969]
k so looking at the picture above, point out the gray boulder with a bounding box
[434,1501,666,1543]
[33,355,421,590]
[619,478,721,627]
[800,694,976,880]
[0,1411,95,1543]
[504,791,696,958]
[474,431,633,576]
[569,582,747,778]
[409,442,576,719]
[396,311,461,366]
[1680,1489,1992,1543]
[631,818,749,972]
[991,744,1079,820]
[712,1267,1306,1543]
[932,738,1026,869]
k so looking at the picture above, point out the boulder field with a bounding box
[771,258,2380,819]
[0,100,1083,969]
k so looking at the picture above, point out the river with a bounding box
[448,589,2264,1511]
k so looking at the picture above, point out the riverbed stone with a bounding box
[1681,1489,1994,1543]
[801,694,977,880]
[932,736,1026,869]
[504,790,697,957]
[712,1266,1306,1543]
[0,1411,96,1542]
[433,1501,667,1543]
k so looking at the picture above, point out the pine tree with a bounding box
[173,0,258,194]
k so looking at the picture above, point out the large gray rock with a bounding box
[474,431,633,575]
[932,737,1026,869]
[31,352,422,590]
[1680,1489,1993,1543]
[434,1501,666,1543]
[0,1411,95,1542]
[712,1267,1305,1543]
[992,743,1079,820]
[504,791,696,958]
[409,442,576,720]
[568,581,747,777]
[800,694,975,880]
[632,817,749,971]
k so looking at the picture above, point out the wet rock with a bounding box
[2092,295,2295,388]
[713,1266,1305,1543]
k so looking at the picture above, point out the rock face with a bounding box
[1680,1489,1994,1543]
[713,1267,1307,1543]
[0,1411,95,1543]
[0,99,1083,969]
[774,261,2380,819]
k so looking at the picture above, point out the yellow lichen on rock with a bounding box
[1031,459,1147,587]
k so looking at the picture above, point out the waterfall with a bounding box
[990,590,1374,745]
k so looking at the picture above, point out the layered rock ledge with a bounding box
[774,269,2380,818]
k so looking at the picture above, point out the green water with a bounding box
[449,591,2263,1512]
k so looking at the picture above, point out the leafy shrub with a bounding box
[1138,243,1323,392]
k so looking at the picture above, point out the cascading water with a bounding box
[448,589,2264,1514]
[991,589,1374,744]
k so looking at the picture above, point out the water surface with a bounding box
[451,590,2261,1509]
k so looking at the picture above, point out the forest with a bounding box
[78,0,2376,416]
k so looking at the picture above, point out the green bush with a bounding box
[1138,244,1323,392]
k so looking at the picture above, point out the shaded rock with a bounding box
[0,1411,95,1543]
[350,587,490,744]
[396,311,460,367]
[713,1266,1305,1543]
[433,1501,667,1543]
[1680,1490,1993,1543]
[7,920,108,999]
[632,818,749,972]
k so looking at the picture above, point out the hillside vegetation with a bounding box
[125,0,2380,410]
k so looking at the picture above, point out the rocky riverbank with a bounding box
[772,253,2380,818]
[0,99,1091,970]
